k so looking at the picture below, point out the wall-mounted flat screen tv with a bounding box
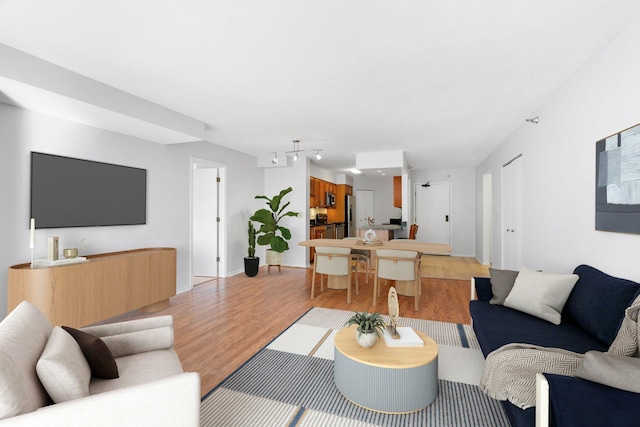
[30,152,147,228]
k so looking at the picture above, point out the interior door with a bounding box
[193,167,219,278]
[414,182,451,245]
[502,155,523,270]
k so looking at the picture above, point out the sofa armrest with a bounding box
[0,372,200,427]
[535,373,550,427]
[82,315,173,337]
[472,277,493,302]
[537,373,640,427]
[81,316,174,357]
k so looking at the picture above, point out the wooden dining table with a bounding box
[298,239,452,296]
[298,238,452,255]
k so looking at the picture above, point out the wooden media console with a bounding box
[8,247,176,327]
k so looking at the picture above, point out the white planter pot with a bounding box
[266,249,282,266]
[355,329,378,348]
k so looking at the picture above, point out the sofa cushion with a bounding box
[564,265,640,346]
[488,268,519,305]
[36,326,91,403]
[89,349,183,395]
[504,267,578,325]
[469,300,608,357]
[62,326,119,379]
[0,301,52,419]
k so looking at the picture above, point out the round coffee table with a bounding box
[334,325,439,413]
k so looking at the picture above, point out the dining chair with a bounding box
[374,249,421,311]
[409,224,419,240]
[311,246,358,303]
[343,237,370,284]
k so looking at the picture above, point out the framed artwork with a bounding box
[595,122,640,233]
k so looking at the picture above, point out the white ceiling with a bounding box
[1,1,639,174]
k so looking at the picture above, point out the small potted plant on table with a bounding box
[345,311,386,348]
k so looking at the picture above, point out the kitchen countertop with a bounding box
[357,225,401,230]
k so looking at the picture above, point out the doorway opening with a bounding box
[191,158,227,287]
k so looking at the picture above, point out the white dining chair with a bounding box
[311,246,358,303]
[374,249,421,311]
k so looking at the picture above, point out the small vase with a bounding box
[355,329,378,348]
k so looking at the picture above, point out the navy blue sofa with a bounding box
[469,264,640,427]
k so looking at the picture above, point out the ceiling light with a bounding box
[315,150,322,160]
[272,152,278,164]
[286,139,302,161]
[350,168,362,174]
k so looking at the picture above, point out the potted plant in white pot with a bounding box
[345,311,386,348]
[244,221,259,277]
[250,187,299,271]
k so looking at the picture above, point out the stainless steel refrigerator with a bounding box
[345,195,356,237]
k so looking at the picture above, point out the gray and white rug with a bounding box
[200,307,508,426]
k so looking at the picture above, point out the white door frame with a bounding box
[482,172,492,266]
[190,157,227,285]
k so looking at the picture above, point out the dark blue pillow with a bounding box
[564,265,640,345]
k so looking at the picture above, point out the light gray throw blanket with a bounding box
[480,295,640,409]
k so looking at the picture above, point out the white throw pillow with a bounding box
[36,327,92,403]
[504,267,579,325]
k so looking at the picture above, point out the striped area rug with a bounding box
[201,307,508,427]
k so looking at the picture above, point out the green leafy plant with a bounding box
[247,220,256,258]
[345,311,386,338]
[250,187,299,253]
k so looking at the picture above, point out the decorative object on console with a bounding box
[63,248,78,258]
[47,236,59,261]
[345,311,385,348]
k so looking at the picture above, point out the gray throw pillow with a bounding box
[575,351,640,393]
[488,268,519,305]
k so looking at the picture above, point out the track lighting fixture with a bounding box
[273,139,324,163]
[526,116,539,124]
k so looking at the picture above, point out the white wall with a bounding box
[263,156,309,268]
[0,103,262,317]
[476,14,640,280]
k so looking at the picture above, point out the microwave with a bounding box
[325,192,335,207]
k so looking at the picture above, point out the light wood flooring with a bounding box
[104,255,489,397]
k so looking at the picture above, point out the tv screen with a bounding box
[30,152,147,228]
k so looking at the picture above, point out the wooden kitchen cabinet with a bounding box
[393,176,402,208]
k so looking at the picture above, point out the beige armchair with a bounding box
[0,301,200,426]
